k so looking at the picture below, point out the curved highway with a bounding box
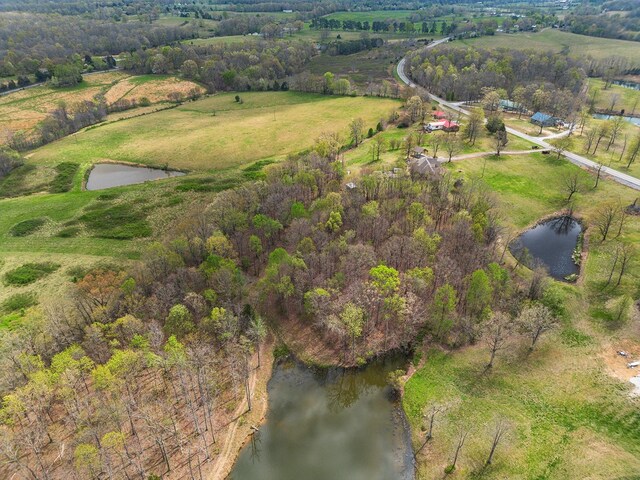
[397,45,640,191]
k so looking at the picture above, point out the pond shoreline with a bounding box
[509,211,586,282]
[83,160,187,191]
[207,335,275,480]
[227,348,416,480]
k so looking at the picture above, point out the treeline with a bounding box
[563,5,640,42]
[407,45,586,104]
[121,40,315,92]
[0,56,117,94]
[0,12,196,75]
[325,37,384,55]
[214,14,304,37]
[8,101,108,152]
[8,87,202,152]
[0,0,175,17]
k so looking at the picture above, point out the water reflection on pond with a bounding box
[593,113,640,127]
[510,216,582,280]
[229,356,415,480]
[85,163,184,190]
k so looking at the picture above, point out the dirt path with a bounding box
[206,336,274,480]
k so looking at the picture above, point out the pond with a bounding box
[228,356,415,480]
[593,113,640,127]
[612,79,640,91]
[85,163,184,190]
[510,216,582,280]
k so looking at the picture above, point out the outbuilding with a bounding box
[530,112,557,128]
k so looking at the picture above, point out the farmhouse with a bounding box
[424,120,460,132]
[500,99,525,113]
[442,120,460,132]
[410,155,442,176]
[530,112,557,128]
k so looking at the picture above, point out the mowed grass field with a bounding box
[404,151,640,478]
[0,71,204,142]
[29,91,403,171]
[460,29,640,66]
[323,10,418,22]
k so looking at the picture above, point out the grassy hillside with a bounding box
[29,92,402,171]
[0,72,204,142]
[460,29,640,66]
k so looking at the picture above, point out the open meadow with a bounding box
[460,29,640,67]
[28,91,402,171]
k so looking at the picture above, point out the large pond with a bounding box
[229,356,415,480]
[510,216,582,280]
[593,113,640,127]
[85,163,184,190]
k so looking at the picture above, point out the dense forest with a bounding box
[0,143,562,477]
[120,40,315,91]
[407,46,587,115]
[563,2,640,42]
[0,13,195,76]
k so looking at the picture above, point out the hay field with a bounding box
[0,72,204,142]
[28,91,403,171]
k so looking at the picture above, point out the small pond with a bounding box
[510,216,582,280]
[593,113,640,127]
[612,79,640,91]
[85,163,184,190]
[229,356,415,480]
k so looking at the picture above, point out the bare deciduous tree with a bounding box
[517,303,558,350]
[563,172,582,202]
[485,418,510,466]
[594,202,619,242]
[483,312,513,369]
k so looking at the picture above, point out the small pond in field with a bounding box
[510,216,582,280]
[228,356,415,480]
[85,163,184,190]
[612,79,640,91]
[593,113,640,127]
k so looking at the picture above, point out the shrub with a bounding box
[1,293,38,313]
[50,162,80,193]
[3,262,60,286]
[486,115,505,134]
[9,218,46,237]
[273,343,291,360]
[56,226,80,238]
[79,204,151,239]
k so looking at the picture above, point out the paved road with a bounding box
[397,49,640,191]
